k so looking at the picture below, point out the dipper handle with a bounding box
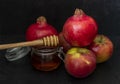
[0,35,59,50]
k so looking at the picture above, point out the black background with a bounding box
[0,0,120,84]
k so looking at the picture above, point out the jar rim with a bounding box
[32,47,59,56]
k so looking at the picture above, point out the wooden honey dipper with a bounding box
[0,35,59,50]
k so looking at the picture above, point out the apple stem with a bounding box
[99,36,103,43]
[94,35,105,44]
[98,35,104,43]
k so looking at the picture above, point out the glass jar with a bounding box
[5,47,31,62]
[31,47,61,71]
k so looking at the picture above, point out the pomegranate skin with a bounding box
[63,9,98,47]
[26,16,58,41]
[58,32,72,53]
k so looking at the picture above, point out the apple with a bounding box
[64,47,96,78]
[58,32,72,53]
[89,34,114,63]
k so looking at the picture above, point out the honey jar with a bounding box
[31,47,61,71]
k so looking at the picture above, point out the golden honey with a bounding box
[31,48,61,71]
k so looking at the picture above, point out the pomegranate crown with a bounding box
[37,16,47,24]
[74,8,85,16]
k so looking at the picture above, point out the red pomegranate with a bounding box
[26,16,58,48]
[58,32,71,53]
[62,8,98,47]
[26,16,58,41]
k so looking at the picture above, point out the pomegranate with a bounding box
[62,8,98,47]
[58,32,71,53]
[26,16,58,48]
[26,16,58,41]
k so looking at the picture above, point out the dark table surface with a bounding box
[0,0,120,84]
[0,35,120,84]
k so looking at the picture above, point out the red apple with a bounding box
[62,8,98,47]
[89,34,114,63]
[65,48,96,78]
[58,32,72,52]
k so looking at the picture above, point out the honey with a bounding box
[31,48,61,71]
